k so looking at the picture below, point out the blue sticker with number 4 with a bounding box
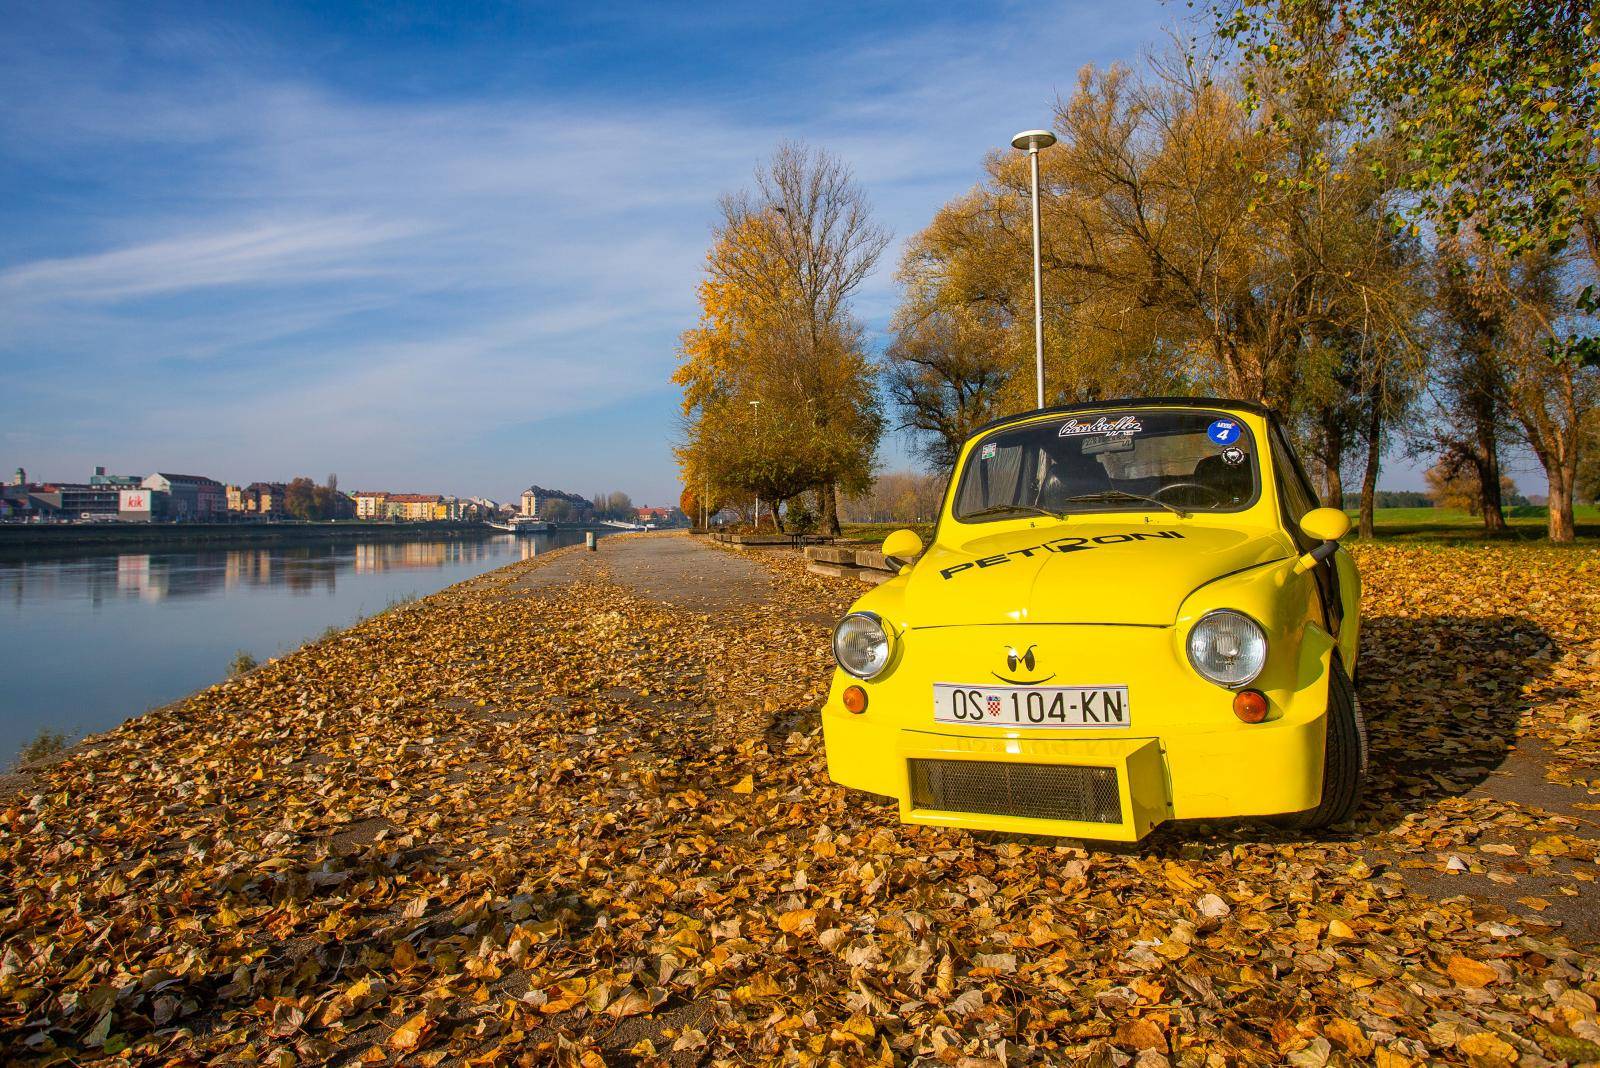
[1207,419,1241,445]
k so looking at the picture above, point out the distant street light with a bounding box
[1012,128,1057,409]
[749,400,763,531]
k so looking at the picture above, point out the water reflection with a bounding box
[0,532,588,761]
[0,535,566,605]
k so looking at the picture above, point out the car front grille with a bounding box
[908,759,1122,825]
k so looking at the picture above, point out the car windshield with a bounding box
[952,409,1260,521]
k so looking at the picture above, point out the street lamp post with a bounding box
[749,399,762,531]
[1011,128,1057,410]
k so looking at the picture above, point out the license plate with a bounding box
[933,683,1131,728]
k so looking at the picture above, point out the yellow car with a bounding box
[822,398,1364,842]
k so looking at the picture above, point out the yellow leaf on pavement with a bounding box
[387,1012,429,1051]
[1447,955,1499,988]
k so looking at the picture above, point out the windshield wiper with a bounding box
[1062,491,1190,519]
[961,503,1066,522]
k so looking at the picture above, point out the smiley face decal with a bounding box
[992,644,1058,685]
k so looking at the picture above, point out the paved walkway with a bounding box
[511,531,772,610]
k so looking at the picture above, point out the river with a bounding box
[0,531,599,763]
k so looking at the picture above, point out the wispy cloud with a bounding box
[0,217,419,304]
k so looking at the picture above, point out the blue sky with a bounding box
[3,0,1456,507]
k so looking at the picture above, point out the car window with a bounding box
[952,410,1260,521]
[1269,419,1341,630]
[1269,422,1320,525]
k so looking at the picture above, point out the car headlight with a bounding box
[1187,610,1267,688]
[833,611,893,679]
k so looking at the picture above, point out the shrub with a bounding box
[785,498,818,534]
[17,728,69,766]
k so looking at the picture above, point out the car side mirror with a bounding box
[882,529,924,573]
[1294,507,1351,573]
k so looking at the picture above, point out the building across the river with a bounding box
[142,473,226,520]
[519,485,594,521]
[89,466,143,488]
[635,506,685,526]
[117,487,169,521]
[226,482,289,516]
[26,482,122,518]
[353,490,482,521]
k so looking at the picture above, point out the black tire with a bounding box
[1282,656,1367,830]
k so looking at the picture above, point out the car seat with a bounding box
[1039,447,1113,507]
[1193,453,1252,504]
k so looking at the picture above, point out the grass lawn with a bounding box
[1346,504,1600,543]
[841,505,1600,545]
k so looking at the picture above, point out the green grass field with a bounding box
[1343,504,1599,543]
[840,505,1600,545]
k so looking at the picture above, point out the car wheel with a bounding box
[1282,656,1367,830]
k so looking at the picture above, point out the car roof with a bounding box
[968,396,1277,440]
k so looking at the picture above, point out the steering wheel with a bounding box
[1153,482,1224,507]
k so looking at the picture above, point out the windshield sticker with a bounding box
[1059,415,1141,439]
[1206,419,1243,445]
[1082,434,1136,454]
[980,441,997,460]
[1221,446,1246,466]
[939,530,1185,580]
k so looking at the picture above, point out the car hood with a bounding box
[904,521,1292,627]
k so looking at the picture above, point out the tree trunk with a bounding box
[1359,392,1382,540]
[1546,465,1576,544]
[1472,411,1508,534]
[1322,415,1345,507]
[820,481,841,537]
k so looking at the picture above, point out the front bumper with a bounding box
[822,624,1336,842]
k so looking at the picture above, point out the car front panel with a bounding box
[823,619,1337,839]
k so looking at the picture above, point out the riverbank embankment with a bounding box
[0,520,495,554]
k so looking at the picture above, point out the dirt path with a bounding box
[3,533,1599,1066]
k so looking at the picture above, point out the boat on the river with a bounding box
[487,517,551,535]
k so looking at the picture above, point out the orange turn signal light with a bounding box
[842,685,868,714]
[1232,689,1269,724]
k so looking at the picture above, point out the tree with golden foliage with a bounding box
[675,144,888,535]
[889,44,1428,520]
[839,471,947,524]
[1424,460,1518,518]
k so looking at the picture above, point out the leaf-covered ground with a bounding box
[2,534,1599,1066]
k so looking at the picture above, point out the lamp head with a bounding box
[1011,129,1057,151]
